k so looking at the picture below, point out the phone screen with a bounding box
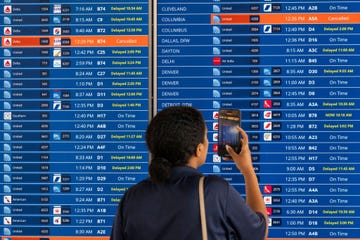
[218,109,241,157]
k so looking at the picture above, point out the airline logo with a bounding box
[3,38,12,46]
[53,174,62,183]
[53,59,62,67]
[3,217,11,225]
[54,37,62,46]
[264,122,272,130]
[213,133,218,141]
[53,216,62,225]
[213,57,221,65]
[4,6,12,14]
[4,27,11,35]
[266,207,273,216]
[53,206,62,214]
[264,4,272,12]
[264,111,272,119]
[213,155,221,163]
[264,185,273,194]
[53,27,62,35]
[4,59,11,67]
[53,5,62,14]
[264,100,272,108]
[264,25,272,33]
[264,133,272,141]
[212,144,218,152]
[264,196,272,205]
[4,112,12,120]
[53,48,62,57]
[53,101,62,110]
[3,196,11,204]
[213,111,219,119]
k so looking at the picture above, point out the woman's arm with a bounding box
[225,126,269,238]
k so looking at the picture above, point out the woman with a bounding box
[110,106,268,240]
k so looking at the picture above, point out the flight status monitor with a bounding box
[1,0,150,239]
[156,0,360,239]
[2,0,360,239]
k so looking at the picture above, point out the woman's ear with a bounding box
[195,143,203,157]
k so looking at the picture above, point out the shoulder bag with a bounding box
[199,176,208,240]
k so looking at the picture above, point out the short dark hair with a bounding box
[146,106,206,183]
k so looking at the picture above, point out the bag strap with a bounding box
[199,176,208,240]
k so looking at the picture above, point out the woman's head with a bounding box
[146,106,207,182]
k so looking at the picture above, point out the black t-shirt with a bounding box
[110,166,266,240]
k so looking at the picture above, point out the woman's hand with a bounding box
[224,126,254,174]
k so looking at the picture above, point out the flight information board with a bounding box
[156,0,360,239]
[1,0,150,239]
[1,0,360,239]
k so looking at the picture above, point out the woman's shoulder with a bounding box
[204,174,230,190]
[131,178,152,187]
[123,178,152,194]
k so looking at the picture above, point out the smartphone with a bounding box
[217,109,241,157]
